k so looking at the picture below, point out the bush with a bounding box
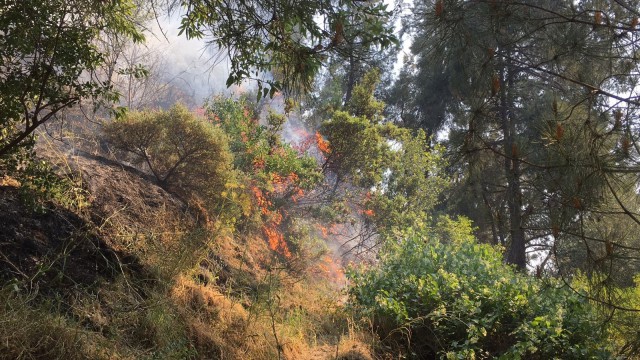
[204,95,322,238]
[103,104,234,209]
[347,221,610,359]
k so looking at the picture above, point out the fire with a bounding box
[320,226,328,238]
[251,186,271,215]
[363,209,375,217]
[270,171,303,197]
[317,223,342,238]
[293,134,315,154]
[263,225,291,258]
[291,188,304,202]
[250,182,295,258]
[316,255,345,284]
[315,131,331,154]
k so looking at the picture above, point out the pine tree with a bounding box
[396,0,640,281]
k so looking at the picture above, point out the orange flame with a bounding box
[320,226,328,238]
[315,132,331,154]
[291,188,304,203]
[263,225,291,258]
[251,186,271,215]
[316,255,345,283]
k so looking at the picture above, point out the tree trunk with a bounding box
[499,60,527,270]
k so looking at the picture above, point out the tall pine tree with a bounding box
[393,0,640,287]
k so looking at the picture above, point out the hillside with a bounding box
[0,144,372,360]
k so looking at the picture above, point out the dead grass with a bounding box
[0,288,128,360]
[0,138,382,360]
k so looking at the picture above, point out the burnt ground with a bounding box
[0,146,188,298]
[0,184,145,300]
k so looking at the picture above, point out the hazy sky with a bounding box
[146,15,237,104]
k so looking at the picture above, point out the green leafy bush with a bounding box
[103,104,234,208]
[0,0,143,161]
[577,274,640,358]
[317,70,449,236]
[203,95,324,256]
[347,221,610,359]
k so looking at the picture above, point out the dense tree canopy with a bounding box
[176,0,397,97]
[0,0,143,162]
[388,0,640,284]
[5,0,640,357]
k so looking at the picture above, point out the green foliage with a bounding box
[204,95,322,243]
[319,70,449,235]
[0,0,143,162]
[347,69,386,122]
[348,222,610,359]
[602,276,640,357]
[103,104,234,210]
[205,96,322,193]
[322,111,389,188]
[395,0,640,274]
[367,129,449,235]
[178,0,396,96]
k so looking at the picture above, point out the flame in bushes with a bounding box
[251,186,271,215]
[317,255,345,283]
[250,178,299,258]
[263,225,291,258]
[320,225,329,238]
[315,131,331,154]
[291,188,304,202]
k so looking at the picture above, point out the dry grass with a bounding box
[0,288,128,360]
[0,138,382,360]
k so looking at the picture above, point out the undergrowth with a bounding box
[0,154,371,360]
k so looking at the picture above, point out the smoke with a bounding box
[144,15,235,106]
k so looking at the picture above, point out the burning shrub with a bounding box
[103,104,234,210]
[204,96,322,256]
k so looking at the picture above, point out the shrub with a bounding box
[103,104,234,209]
[347,221,610,359]
[204,96,322,255]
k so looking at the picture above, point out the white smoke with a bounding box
[144,14,235,106]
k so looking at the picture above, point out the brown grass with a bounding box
[1,138,381,360]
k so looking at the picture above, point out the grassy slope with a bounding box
[0,145,374,360]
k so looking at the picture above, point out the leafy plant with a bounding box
[103,104,234,211]
[347,220,611,359]
[17,159,88,214]
[204,95,322,256]
[319,70,449,237]
[178,0,396,96]
[0,0,143,161]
